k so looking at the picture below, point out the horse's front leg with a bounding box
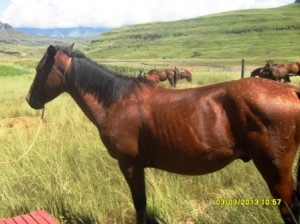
[168,77,176,88]
[119,161,149,224]
[173,74,177,87]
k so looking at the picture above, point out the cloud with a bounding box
[0,0,293,28]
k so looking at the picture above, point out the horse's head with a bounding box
[265,60,275,68]
[144,73,160,84]
[26,44,73,109]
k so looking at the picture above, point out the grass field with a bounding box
[1,59,300,224]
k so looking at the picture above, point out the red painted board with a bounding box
[21,214,39,224]
[11,216,27,224]
[0,210,57,224]
[29,211,51,224]
[1,218,16,224]
[35,211,58,224]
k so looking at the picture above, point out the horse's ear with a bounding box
[69,43,74,51]
[47,45,56,57]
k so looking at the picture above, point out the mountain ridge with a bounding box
[0,21,13,30]
[16,26,110,38]
[0,22,98,47]
[86,3,300,63]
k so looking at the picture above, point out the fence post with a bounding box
[241,59,245,79]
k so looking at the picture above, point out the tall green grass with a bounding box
[1,62,297,224]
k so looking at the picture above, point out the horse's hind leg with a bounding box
[252,151,300,224]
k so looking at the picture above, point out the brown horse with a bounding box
[264,60,300,82]
[177,68,192,82]
[145,69,178,87]
[143,70,160,84]
[27,44,300,224]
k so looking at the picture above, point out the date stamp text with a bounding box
[214,198,282,206]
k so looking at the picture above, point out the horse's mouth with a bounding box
[26,96,44,110]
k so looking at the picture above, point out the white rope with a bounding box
[0,108,44,165]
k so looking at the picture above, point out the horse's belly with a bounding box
[144,120,238,174]
[146,146,238,175]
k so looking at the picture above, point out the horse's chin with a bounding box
[33,104,44,110]
[26,98,45,110]
[29,102,44,110]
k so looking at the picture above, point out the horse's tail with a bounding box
[296,155,300,198]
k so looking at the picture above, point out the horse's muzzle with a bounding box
[26,94,44,110]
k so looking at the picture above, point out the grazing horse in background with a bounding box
[137,70,146,78]
[145,69,178,87]
[176,68,192,82]
[143,69,160,85]
[264,60,300,83]
[250,67,270,79]
[27,44,300,224]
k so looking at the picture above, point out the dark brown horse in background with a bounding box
[144,69,178,87]
[27,44,300,224]
[264,60,300,82]
[176,68,192,82]
[250,67,270,79]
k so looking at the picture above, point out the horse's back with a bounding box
[225,78,300,113]
[251,67,264,77]
[148,78,300,135]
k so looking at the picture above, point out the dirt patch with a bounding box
[0,116,42,129]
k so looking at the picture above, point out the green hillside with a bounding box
[87,4,300,63]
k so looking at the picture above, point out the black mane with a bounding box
[61,47,153,107]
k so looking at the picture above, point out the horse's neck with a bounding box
[67,81,106,129]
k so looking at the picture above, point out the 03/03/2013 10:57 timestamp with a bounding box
[214,198,282,206]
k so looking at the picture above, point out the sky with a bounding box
[0,0,295,28]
